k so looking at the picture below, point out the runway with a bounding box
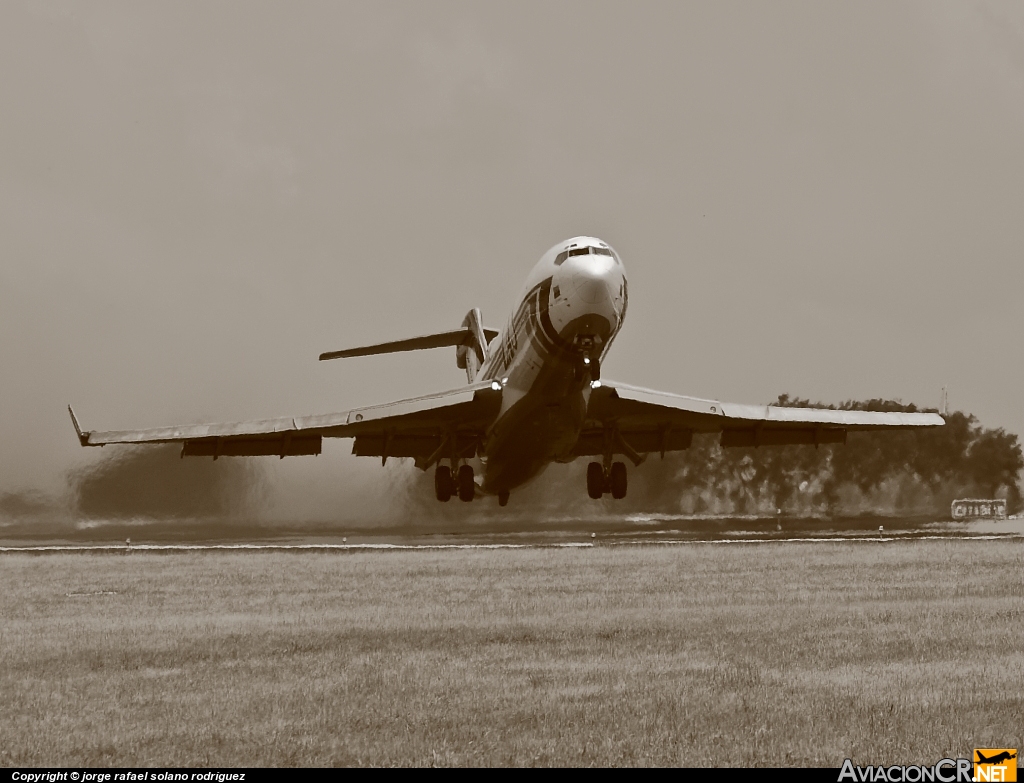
[2,515,1021,552]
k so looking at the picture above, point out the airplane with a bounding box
[975,752,1016,765]
[69,236,944,507]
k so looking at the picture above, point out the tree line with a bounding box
[626,396,1022,518]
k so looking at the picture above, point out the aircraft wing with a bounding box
[575,380,944,463]
[70,380,503,466]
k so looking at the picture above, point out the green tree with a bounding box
[662,395,1022,516]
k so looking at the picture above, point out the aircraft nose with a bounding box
[568,254,619,304]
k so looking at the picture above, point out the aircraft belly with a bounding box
[482,384,587,493]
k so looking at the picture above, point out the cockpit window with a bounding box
[554,245,619,265]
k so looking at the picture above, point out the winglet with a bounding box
[68,405,90,447]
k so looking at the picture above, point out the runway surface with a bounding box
[2,514,1021,551]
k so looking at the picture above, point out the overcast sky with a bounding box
[2,1,1021,505]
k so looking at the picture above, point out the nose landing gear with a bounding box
[574,353,601,383]
[572,336,601,382]
[586,460,627,499]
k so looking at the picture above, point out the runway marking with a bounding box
[1,533,1021,552]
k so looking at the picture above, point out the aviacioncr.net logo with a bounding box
[838,758,973,782]
[973,749,1017,783]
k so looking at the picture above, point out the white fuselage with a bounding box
[474,236,627,494]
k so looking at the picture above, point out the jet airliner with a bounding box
[975,751,1016,766]
[70,237,944,506]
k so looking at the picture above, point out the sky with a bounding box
[1,0,1021,515]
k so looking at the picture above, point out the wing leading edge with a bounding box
[70,380,502,465]
[576,380,944,460]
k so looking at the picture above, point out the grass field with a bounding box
[2,540,1022,767]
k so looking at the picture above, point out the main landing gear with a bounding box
[434,463,476,502]
[587,461,627,499]
[434,465,452,501]
[589,460,626,497]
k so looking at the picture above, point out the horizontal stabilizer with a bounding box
[320,327,498,361]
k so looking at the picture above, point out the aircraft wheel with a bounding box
[458,464,475,502]
[590,358,601,381]
[498,491,509,507]
[610,461,627,499]
[434,465,453,502]
[586,462,604,499]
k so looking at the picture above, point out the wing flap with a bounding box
[351,431,482,463]
[719,427,847,448]
[181,435,322,458]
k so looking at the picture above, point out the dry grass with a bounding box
[1,540,1022,766]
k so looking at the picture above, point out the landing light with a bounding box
[491,381,502,391]
[591,380,602,389]
[501,377,509,386]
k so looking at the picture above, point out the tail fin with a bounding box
[455,308,492,382]
[319,308,497,384]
